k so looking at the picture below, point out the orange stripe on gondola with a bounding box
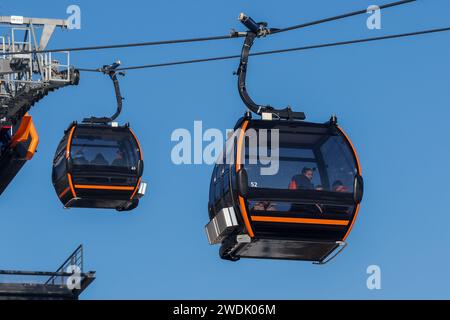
[74,185,135,191]
[59,187,71,199]
[236,120,254,238]
[66,126,76,159]
[337,126,362,175]
[67,173,77,198]
[343,204,360,241]
[251,216,350,226]
[336,126,363,241]
[129,128,143,161]
[65,125,78,199]
[129,177,142,200]
[128,128,143,200]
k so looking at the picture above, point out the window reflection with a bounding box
[249,200,353,217]
[71,130,139,171]
[244,135,356,194]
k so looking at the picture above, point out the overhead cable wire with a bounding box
[271,0,416,34]
[0,0,416,56]
[77,26,450,72]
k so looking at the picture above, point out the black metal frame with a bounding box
[230,239,343,263]
[83,61,125,124]
[236,14,306,121]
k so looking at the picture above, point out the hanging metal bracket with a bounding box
[236,13,306,121]
[82,61,125,124]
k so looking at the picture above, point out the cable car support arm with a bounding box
[83,61,125,124]
[236,14,305,121]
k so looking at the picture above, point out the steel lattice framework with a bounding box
[0,15,79,126]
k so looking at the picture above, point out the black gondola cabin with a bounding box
[205,15,364,263]
[52,122,146,211]
[205,116,363,263]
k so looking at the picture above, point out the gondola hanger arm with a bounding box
[82,61,125,124]
[236,14,305,121]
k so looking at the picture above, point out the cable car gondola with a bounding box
[52,62,147,212]
[205,15,364,263]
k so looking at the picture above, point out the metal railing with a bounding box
[45,244,84,286]
[0,245,95,299]
[0,36,5,55]
[44,51,71,83]
[0,245,85,287]
[1,25,72,88]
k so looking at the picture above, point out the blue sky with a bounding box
[1,0,450,299]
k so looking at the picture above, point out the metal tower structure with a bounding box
[0,245,95,300]
[0,15,80,196]
[0,15,79,126]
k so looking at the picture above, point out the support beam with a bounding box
[39,24,57,50]
[0,16,68,28]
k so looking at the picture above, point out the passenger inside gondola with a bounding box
[289,167,315,190]
[243,138,357,217]
[332,180,349,193]
[253,201,277,211]
[91,153,108,166]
